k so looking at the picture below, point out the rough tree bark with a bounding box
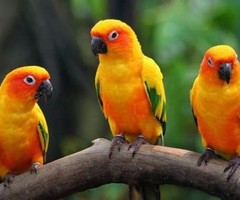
[0,138,239,200]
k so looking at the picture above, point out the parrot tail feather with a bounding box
[129,184,160,200]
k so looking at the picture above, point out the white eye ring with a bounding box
[23,75,36,85]
[108,31,118,41]
[207,57,214,67]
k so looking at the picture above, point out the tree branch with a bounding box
[0,138,239,200]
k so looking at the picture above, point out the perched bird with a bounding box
[0,66,53,187]
[91,19,166,200]
[190,45,240,180]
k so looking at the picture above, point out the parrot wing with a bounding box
[142,56,167,135]
[190,80,198,127]
[35,104,49,163]
[95,70,104,112]
[191,108,198,127]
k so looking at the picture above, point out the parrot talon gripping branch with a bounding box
[30,162,42,174]
[3,173,15,188]
[128,135,149,158]
[90,19,166,200]
[0,66,52,187]
[197,148,219,166]
[224,156,240,181]
[109,134,128,158]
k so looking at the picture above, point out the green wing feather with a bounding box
[95,70,104,112]
[96,80,103,110]
[36,104,49,163]
[190,86,198,127]
[37,121,49,162]
[142,56,167,136]
[145,86,161,114]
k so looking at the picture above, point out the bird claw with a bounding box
[197,148,218,166]
[109,135,127,158]
[128,136,148,157]
[30,162,42,174]
[224,156,240,181]
[3,173,15,187]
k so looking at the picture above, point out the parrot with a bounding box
[190,45,240,181]
[0,66,53,187]
[90,19,166,200]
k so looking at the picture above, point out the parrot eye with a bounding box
[108,31,119,41]
[207,57,214,67]
[23,75,36,85]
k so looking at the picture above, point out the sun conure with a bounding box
[90,19,166,200]
[190,45,240,180]
[0,66,53,187]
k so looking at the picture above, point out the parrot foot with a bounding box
[109,135,127,158]
[30,162,42,174]
[197,148,218,166]
[224,156,240,181]
[3,173,15,187]
[128,135,148,157]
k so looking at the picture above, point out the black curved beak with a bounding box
[35,79,53,101]
[218,63,232,84]
[91,37,107,57]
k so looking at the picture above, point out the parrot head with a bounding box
[200,45,239,84]
[1,66,53,103]
[90,19,141,59]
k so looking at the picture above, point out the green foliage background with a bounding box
[43,0,240,199]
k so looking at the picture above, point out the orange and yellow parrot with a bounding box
[91,19,166,200]
[0,66,53,187]
[191,45,240,180]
